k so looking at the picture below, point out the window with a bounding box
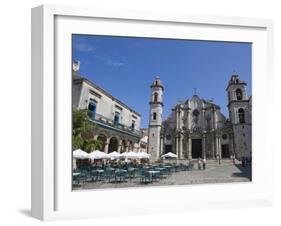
[88,101,96,120]
[154,93,158,102]
[153,112,157,120]
[131,120,135,130]
[236,89,243,100]
[114,112,120,125]
[238,108,245,123]
[222,134,227,140]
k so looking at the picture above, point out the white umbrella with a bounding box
[161,152,178,159]
[88,150,110,160]
[121,151,140,159]
[73,149,89,159]
[108,151,122,159]
[138,152,150,159]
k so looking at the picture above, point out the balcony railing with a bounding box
[87,111,143,137]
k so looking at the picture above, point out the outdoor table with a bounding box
[91,169,104,181]
[114,169,127,182]
[148,170,161,182]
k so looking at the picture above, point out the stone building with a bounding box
[148,74,252,161]
[72,62,145,153]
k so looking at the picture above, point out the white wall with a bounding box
[1,0,281,226]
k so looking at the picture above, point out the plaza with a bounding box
[73,161,251,190]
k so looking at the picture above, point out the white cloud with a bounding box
[74,43,96,52]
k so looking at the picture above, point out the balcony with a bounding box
[87,111,143,138]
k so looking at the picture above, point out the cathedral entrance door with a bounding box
[221,144,230,158]
[192,139,202,158]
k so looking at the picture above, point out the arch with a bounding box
[108,137,118,153]
[153,112,157,120]
[154,92,158,102]
[236,89,243,100]
[97,134,107,151]
[238,108,245,123]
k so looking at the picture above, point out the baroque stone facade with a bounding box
[148,74,252,161]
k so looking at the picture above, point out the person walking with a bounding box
[202,158,206,170]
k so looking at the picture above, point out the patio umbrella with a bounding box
[138,152,150,159]
[88,150,110,160]
[73,149,89,159]
[161,152,178,159]
[108,151,122,159]
[121,151,140,159]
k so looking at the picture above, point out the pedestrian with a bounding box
[202,158,206,170]
[198,158,202,170]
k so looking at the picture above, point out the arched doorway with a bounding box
[108,137,118,153]
[97,134,107,152]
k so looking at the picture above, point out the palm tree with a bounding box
[72,109,101,152]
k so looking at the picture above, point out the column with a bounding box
[179,134,183,159]
[202,133,206,160]
[212,134,216,159]
[212,107,217,130]
[188,136,192,159]
[215,135,219,159]
[202,108,206,131]
[218,136,222,159]
[160,137,164,156]
[117,140,122,153]
[175,136,179,157]
[104,137,110,153]
[187,108,191,130]
[125,141,129,152]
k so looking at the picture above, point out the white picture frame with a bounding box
[31,4,274,221]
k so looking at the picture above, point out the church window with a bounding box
[166,135,171,140]
[238,108,245,123]
[222,134,227,140]
[153,112,157,120]
[154,93,158,102]
[155,81,158,85]
[236,89,243,100]
[192,109,200,117]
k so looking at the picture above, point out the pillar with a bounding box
[212,133,216,159]
[187,108,191,130]
[117,139,122,153]
[202,108,206,131]
[218,136,222,159]
[202,133,206,160]
[160,136,164,156]
[175,136,179,157]
[188,135,192,159]
[179,134,183,159]
[215,135,219,159]
[104,137,110,153]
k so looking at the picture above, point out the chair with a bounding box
[140,170,152,184]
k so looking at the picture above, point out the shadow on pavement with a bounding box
[232,164,252,181]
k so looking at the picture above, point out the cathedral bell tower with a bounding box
[148,76,164,161]
[226,73,248,124]
[226,73,251,159]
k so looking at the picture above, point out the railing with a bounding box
[88,111,143,137]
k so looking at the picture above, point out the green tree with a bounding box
[72,109,101,152]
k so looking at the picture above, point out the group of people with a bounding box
[197,158,206,170]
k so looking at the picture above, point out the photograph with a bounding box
[71,34,252,190]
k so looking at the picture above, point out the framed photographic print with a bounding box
[31,4,274,221]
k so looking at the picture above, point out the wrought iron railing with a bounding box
[87,110,143,137]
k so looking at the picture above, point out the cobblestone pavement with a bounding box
[73,162,252,191]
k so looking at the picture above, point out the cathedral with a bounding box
[148,74,252,161]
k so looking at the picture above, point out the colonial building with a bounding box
[148,74,252,161]
[72,61,144,153]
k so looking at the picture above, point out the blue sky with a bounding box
[72,34,252,128]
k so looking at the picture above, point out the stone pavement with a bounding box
[73,162,252,190]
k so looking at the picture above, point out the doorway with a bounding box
[192,139,202,158]
[221,144,230,158]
